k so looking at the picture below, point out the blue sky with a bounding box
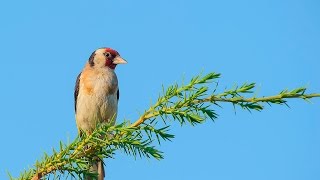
[0,0,319,179]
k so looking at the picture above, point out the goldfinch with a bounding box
[74,47,127,180]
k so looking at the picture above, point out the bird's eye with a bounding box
[105,52,112,58]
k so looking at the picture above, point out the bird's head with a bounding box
[88,47,127,70]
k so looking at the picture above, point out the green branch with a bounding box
[130,73,319,127]
[11,72,319,180]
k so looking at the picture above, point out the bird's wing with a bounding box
[117,89,119,101]
[74,72,82,112]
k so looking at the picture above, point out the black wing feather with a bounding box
[74,72,82,112]
[117,89,119,101]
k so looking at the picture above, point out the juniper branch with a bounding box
[14,72,319,180]
[18,123,167,180]
[130,73,320,127]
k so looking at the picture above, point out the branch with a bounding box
[13,72,319,180]
[130,74,320,127]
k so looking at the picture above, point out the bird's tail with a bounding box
[85,160,105,180]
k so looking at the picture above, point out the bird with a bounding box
[74,47,127,180]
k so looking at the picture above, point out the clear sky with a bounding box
[0,0,319,179]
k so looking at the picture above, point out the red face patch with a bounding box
[105,48,119,69]
[105,59,116,69]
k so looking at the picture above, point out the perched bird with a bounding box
[74,47,127,180]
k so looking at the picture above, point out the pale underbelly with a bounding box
[75,93,118,133]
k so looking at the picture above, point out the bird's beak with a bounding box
[113,56,127,64]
